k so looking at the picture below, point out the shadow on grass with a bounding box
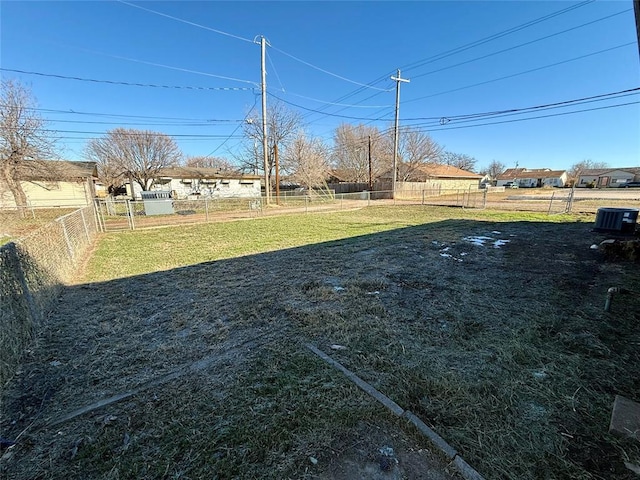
[2,219,639,480]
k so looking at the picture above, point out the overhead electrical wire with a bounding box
[401,0,596,73]
[410,8,631,81]
[117,0,254,44]
[403,87,640,123]
[204,92,260,158]
[268,44,390,92]
[0,68,254,91]
[0,104,243,123]
[423,100,640,132]
[295,0,598,124]
[405,41,636,104]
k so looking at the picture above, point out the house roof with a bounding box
[497,168,567,180]
[157,167,261,180]
[578,167,640,176]
[19,160,98,180]
[380,163,482,180]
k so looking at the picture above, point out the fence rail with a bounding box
[0,204,98,386]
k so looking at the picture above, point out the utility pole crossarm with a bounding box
[391,69,409,199]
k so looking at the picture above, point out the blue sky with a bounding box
[1,0,638,172]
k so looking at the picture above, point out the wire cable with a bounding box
[410,8,631,81]
[402,0,596,73]
[0,68,254,91]
[269,44,391,92]
[117,0,254,44]
[405,42,636,104]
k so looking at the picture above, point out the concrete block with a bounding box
[609,395,640,441]
[403,411,457,460]
[453,455,485,480]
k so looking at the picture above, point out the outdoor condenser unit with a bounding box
[141,191,174,216]
[594,207,639,234]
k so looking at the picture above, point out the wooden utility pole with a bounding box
[274,143,280,204]
[368,135,373,190]
[391,69,409,199]
[260,36,270,205]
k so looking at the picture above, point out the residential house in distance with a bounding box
[576,167,640,188]
[379,164,484,191]
[0,160,98,208]
[496,168,568,188]
[125,167,262,199]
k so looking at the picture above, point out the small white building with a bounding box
[0,160,97,208]
[576,168,640,188]
[125,167,262,199]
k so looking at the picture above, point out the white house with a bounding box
[576,168,640,188]
[496,168,567,188]
[123,167,262,199]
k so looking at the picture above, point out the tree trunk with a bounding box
[1,161,29,218]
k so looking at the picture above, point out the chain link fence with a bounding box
[0,205,98,386]
[95,192,373,231]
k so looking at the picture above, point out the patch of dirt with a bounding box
[320,421,457,480]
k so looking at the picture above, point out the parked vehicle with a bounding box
[620,181,640,188]
[503,182,519,189]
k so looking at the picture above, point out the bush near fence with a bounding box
[0,205,98,387]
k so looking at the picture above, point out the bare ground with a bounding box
[1,214,639,479]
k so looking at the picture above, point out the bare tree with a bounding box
[567,159,608,185]
[243,101,302,182]
[0,79,57,215]
[441,151,477,172]
[394,127,443,181]
[86,128,182,192]
[332,124,389,182]
[482,160,506,180]
[186,155,238,173]
[281,133,330,192]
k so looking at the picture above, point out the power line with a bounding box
[410,8,632,81]
[266,91,394,121]
[117,0,254,44]
[0,104,243,122]
[404,87,640,121]
[297,1,597,125]
[0,68,255,91]
[424,100,640,132]
[402,0,596,73]
[1,127,246,139]
[204,93,260,158]
[269,44,391,92]
[405,42,636,104]
[64,44,258,85]
[270,89,391,109]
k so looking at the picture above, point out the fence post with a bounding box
[367,191,371,207]
[547,192,556,215]
[483,189,487,209]
[305,195,309,213]
[205,198,209,222]
[422,189,425,205]
[80,208,90,242]
[58,218,74,259]
[127,200,135,230]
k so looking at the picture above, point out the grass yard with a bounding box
[2,206,639,479]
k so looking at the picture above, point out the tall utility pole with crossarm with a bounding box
[391,69,409,199]
[259,36,270,205]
